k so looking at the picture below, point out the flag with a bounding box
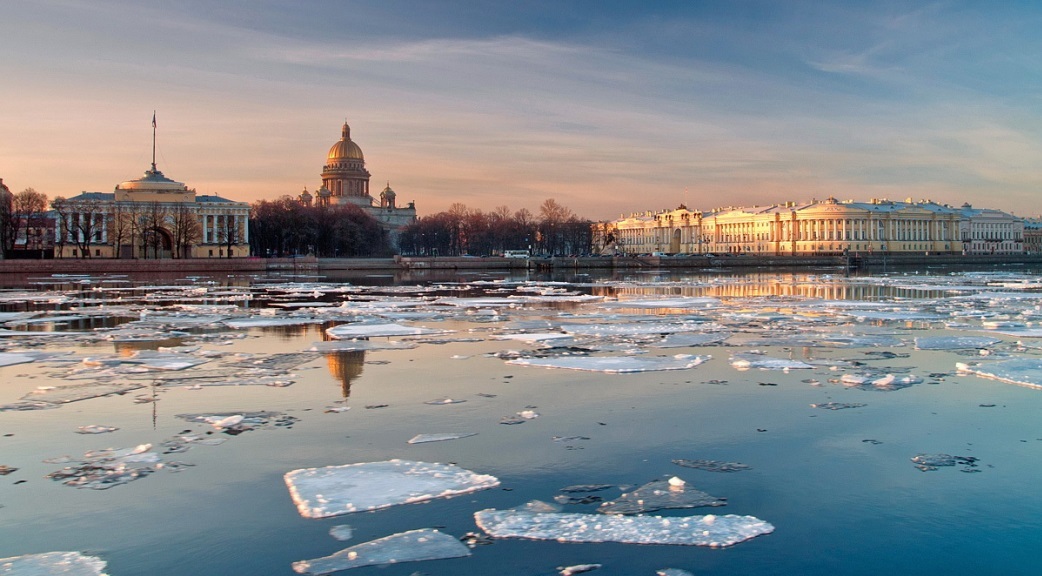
[152,112,156,128]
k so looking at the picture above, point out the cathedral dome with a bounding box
[327,122,364,161]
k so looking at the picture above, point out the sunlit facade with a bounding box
[55,164,250,259]
[606,197,1023,256]
[300,122,418,243]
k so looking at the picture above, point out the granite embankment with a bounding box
[2,253,1041,280]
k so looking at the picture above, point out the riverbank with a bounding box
[2,252,1041,278]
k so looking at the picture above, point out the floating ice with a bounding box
[177,411,298,434]
[326,323,450,339]
[493,332,574,344]
[672,459,751,473]
[24,382,145,405]
[560,323,707,336]
[810,402,867,410]
[559,563,601,575]
[910,453,980,472]
[0,551,108,575]
[284,459,500,518]
[730,353,814,370]
[956,358,1042,388]
[309,341,416,352]
[598,478,726,515]
[0,352,37,367]
[657,570,694,576]
[606,297,721,309]
[46,444,159,489]
[329,525,353,541]
[76,425,119,434]
[223,317,327,329]
[474,509,773,547]
[292,528,470,574]
[653,333,730,348]
[407,433,477,444]
[914,336,1002,350]
[506,354,709,373]
[840,373,923,391]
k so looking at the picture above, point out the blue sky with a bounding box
[2,1,1041,219]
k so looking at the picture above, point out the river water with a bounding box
[2,267,1041,575]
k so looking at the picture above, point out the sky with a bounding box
[2,1,1042,221]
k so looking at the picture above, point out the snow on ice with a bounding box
[474,508,774,547]
[292,528,470,574]
[284,459,500,518]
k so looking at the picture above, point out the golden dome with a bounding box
[327,122,364,161]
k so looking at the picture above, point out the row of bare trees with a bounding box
[398,199,594,257]
[0,187,49,258]
[249,197,390,257]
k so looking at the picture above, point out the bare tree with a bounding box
[50,197,70,258]
[171,203,201,259]
[215,214,243,258]
[140,202,168,259]
[108,201,136,259]
[0,186,12,259]
[70,197,105,258]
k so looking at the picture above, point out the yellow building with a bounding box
[54,162,250,259]
[607,197,1022,256]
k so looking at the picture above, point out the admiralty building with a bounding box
[607,197,1024,256]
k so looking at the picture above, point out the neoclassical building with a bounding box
[298,122,417,241]
[54,162,250,259]
[606,197,1023,256]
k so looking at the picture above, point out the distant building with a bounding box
[299,122,417,244]
[605,197,1023,256]
[55,162,250,259]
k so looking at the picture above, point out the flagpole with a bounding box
[151,111,157,172]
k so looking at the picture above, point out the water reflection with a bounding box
[324,350,366,397]
[113,338,184,355]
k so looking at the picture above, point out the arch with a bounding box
[670,228,681,253]
[140,227,174,259]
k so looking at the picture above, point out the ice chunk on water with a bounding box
[292,528,470,574]
[0,352,37,367]
[407,433,477,444]
[558,563,601,575]
[657,570,694,576]
[308,341,416,352]
[672,459,751,473]
[914,336,1001,350]
[474,509,773,547]
[76,425,119,434]
[326,323,450,339]
[730,353,814,370]
[329,525,353,541]
[957,358,1042,388]
[0,551,108,575]
[506,354,709,373]
[24,382,145,405]
[284,459,500,518]
[561,322,707,336]
[597,478,726,514]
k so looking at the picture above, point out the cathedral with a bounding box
[298,122,417,241]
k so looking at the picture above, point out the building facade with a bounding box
[299,122,417,243]
[606,197,1023,256]
[54,163,250,259]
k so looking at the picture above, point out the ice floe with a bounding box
[914,336,1002,350]
[326,322,451,339]
[474,509,774,547]
[284,459,500,518]
[0,551,108,576]
[407,432,477,444]
[506,354,709,373]
[730,353,815,370]
[672,459,751,473]
[598,478,727,514]
[957,358,1042,388]
[292,528,470,574]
